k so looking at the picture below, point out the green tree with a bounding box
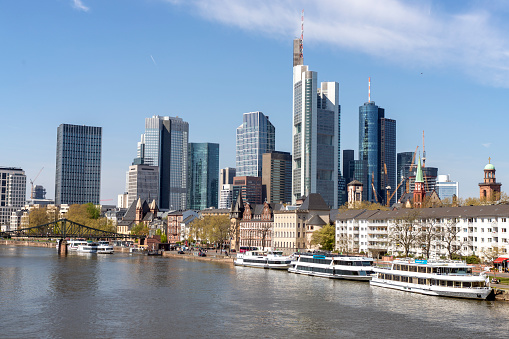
[66,204,115,232]
[156,229,167,243]
[131,222,149,236]
[29,207,49,227]
[189,215,230,247]
[310,224,335,252]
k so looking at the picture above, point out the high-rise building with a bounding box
[292,38,341,208]
[262,151,292,204]
[357,82,396,205]
[236,112,275,177]
[188,142,219,210]
[55,124,101,205]
[33,185,46,199]
[138,116,189,210]
[342,150,355,184]
[407,167,438,194]
[397,151,415,200]
[232,176,262,205]
[127,164,159,208]
[219,184,234,209]
[436,174,459,201]
[0,167,26,227]
[220,167,236,187]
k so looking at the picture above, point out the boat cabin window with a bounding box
[409,265,417,272]
[418,266,427,273]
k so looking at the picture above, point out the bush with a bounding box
[465,255,481,264]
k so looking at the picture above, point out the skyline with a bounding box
[2,0,509,202]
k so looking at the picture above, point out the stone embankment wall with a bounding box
[493,288,509,301]
[1,239,54,248]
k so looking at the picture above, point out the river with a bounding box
[1,245,508,338]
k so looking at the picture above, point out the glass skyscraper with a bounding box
[358,101,396,205]
[292,39,342,208]
[188,143,219,210]
[55,124,101,205]
[138,116,189,210]
[236,112,275,177]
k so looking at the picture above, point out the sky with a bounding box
[1,0,509,202]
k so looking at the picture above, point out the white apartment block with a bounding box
[0,167,26,227]
[335,206,509,259]
[219,184,234,209]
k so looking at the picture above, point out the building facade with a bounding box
[220,167,236,187]
[479,160,501,201]
[138,116,189,210]
[396,151,415,200]
[0,167,26,227]
[262,151,292,204]
[55,124,101,205]
[219,184,234,209]
[127,164,159,208]
[436,174,459,201]
[292,40,341,208]
[188,142,219,210]
[236,111,275,178]
[232,176,262,205]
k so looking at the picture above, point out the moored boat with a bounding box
[97,241,114,254]
[370,259,492,300]
[234,250,292,270]
[67,239,88,251]
[77,241,99,253]
[288,253,375,280]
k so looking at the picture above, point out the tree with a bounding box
[131,222,149,236]
[155,229,167,243]
[259,223,272,251]
[335,232,349,254]
[417,219,439,259]
[389,210,422,257]
[482,246,501,265]
[441,219,463,259]
[29,207,49,227]
[189,215,230,247]
[311,224,335,252]
[66,204,115,232]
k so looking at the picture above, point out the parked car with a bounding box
[198,252,206,257]
[178,250,185,254]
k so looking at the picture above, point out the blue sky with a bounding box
[1,0,509,202]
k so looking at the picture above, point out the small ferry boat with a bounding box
[77,241,99,253]
[370,259,492,300]
[97,241,114,254]
[234,250,292,270]
[67,239,88,251]
[288,253,375,280]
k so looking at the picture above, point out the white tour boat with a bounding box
[234,250,292,270]
[77,241,99,253]
[67,239,88,251]
[288,253,375,280]
[97,241,114,254]
[370,259,492,300]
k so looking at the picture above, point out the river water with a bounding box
[1,245,508,338]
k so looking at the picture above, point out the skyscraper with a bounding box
[358,81,396,205]
[127,164,159,208]
[236,112,275,177]
[397,151,415,200]
[292,38,341,208]
[219,167,236,187]
[188,142,219,210]
[0,167,26,227]
[262,151,292,204]
[138,116,189,210]
[55,124,101,205]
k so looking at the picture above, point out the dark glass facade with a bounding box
[55,124,101,205]
[397,151,414,200]
[188,143,219,210]
[380,118,396,205]
[262,151,292,204]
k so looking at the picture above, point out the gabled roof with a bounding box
[307,214,327,226]
[298,193,330,211]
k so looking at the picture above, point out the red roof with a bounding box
[493,257,508,264]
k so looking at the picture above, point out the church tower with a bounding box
[479,158,502,201]
[413,157,426,208]
[229,194,245,252]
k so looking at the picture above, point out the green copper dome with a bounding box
[484,163,495,170]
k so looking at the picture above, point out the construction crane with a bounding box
[30,167,44,200]
[388,177,405,207]
[371,172,379,203]
[422,130,426,168]
[384,163,391,206]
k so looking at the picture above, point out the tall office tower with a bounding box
[139,116,189,210]
[292,39,341,208]
[436,174,459,201]
[188,143,219,210]
[262,151,292,204]
[219,184,234,209]
[397,151,415,200]
[407,166,438,193]
[33,185,46,199]
[342,150,355,184]
[232,176,262,205]
[127,164,159,208]
[55,124,101,205]
[220,167,236,187]
[380,118,397,205]
[0,167,26,227]
[358,80,396,205]
[236,112,275,177]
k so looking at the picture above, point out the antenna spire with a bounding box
[300,9,304,59]
[368,77,371,103]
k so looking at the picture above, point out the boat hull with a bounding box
[370,279,492,300]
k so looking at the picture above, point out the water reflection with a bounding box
[1,246,508,338]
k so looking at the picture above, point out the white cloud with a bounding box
[482,143,492,148]
[162,0,509,87]
[72,0,89,12]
